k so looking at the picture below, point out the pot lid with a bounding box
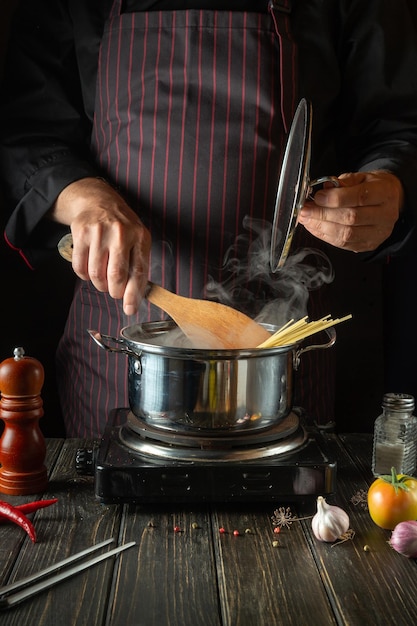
[270,98,312,272]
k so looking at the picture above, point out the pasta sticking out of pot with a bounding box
[256,314,352,348]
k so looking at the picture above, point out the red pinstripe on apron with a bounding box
[56,0,334,437]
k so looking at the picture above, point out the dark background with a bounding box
[2,0,415,436]
[0,0,73,436]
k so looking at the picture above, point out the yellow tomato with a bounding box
[367,468,417,530]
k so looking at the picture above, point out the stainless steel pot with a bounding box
[89,321,335,435]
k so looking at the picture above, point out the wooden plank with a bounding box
[107,505,221,626]
[338,433,374,479]
[3,435,417,626]
[211,505,337,626]
[299,434,417,626]
[0,439,65,587]
[0,439,123,626]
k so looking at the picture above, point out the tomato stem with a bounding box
[379,467,413,494]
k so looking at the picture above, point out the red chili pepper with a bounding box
[15,498,58,515]
[0,501,36,542]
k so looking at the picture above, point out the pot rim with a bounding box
[120,320,296,360]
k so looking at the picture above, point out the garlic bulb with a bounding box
[389,521,417,558]
[311,496,350,542]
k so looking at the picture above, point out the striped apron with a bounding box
[56,0,334,437]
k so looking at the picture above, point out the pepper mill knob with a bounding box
[0,347,48,494]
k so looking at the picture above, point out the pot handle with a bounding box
[293,327,336,370]
[87,329,142,359]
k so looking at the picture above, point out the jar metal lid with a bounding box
[382,392,415,411]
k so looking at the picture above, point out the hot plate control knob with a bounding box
[75,447,97,475]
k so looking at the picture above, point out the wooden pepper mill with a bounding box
[0,347,48,494]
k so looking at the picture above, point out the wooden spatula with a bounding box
[57,234,270,349]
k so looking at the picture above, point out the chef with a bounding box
[1,0,417,437]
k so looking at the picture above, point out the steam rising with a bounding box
[129,217,334,348]
[205,216,334,327]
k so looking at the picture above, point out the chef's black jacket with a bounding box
[1,0,417,268]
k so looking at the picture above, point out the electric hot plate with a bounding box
[76,408,337,504]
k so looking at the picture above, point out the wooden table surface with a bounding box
[0,434,416,626]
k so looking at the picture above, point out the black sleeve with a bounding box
[0,0,101,267]
[296,0,417,260]
[339,0,417,260]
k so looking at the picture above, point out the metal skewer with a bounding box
[0,539,136,609]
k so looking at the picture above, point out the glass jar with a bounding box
[371,393,417,477]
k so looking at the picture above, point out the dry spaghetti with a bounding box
[256,314,352,348]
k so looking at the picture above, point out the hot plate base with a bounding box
[81,409,337,504]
